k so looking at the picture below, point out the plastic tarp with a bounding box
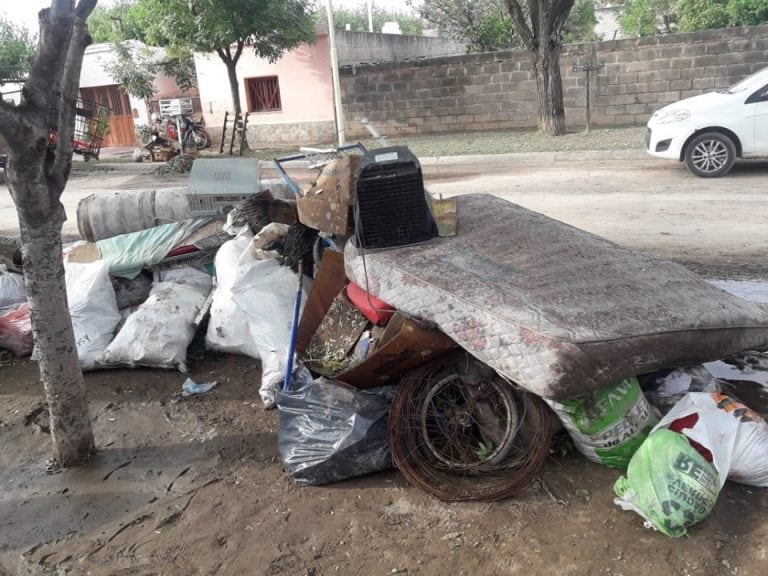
[344,194,768,400]
[97,219,209,279]
[277,378,395,485]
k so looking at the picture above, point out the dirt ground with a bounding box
[1,156,768,575]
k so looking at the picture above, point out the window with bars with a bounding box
[245,76,282,113]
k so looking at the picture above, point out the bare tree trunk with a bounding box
[225,60,242,117]
[0,0,98,467]
[506,0,573,136]
[532,42,566,135]
[19,216,95,464]
[216,41,249,150]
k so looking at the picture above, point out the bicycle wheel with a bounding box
[389,351,554,501]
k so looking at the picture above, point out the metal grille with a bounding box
[355,147,436,250]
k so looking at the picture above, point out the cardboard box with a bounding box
[296,155,359,236]
[297,251,456,389]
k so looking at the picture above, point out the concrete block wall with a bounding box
[337,31,465,66]
[340,26,768,137]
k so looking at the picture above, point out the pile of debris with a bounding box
[1,146,768,538]
[153,153,196,176]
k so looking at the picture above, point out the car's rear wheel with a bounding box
[684,132,737,177]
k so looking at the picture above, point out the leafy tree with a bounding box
[505,0,577,135]
[84,1,195,99]
[0,18,36,81]
[87,0,148,43]
[727,0,768,25]
[0,0,98,466]
[410,0,519,52]
[619,0,767,36]
[564,0,600,43]
[134,0,315,120]
[316,5,424,36]
[619,0,678,35]
[675,0,728,32]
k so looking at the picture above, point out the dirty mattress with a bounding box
[344,194,768,400]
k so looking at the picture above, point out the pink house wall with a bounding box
[194,35,335,128]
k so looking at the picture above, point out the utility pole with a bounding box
[326,0,346,145]
[367,0,374,32]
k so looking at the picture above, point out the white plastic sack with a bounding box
[102,281,209,371]
[232,258,309,408]
[158,266,213,293]
[205,229,261,359]
[0,265,25,316]
[654,392,768,487]
[65,262,122,370]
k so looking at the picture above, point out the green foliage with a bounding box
[88,0,151,44]
[619,0,677,36]
[727,0,768,25]
[675,0,729,31]
[564,0,600,43]
[0,17,36,81]
[619,0,768,36]
[315,5,424,36]
[136,0,315,63]
[104,42,158,99]
[412,0,519,52]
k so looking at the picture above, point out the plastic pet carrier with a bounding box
[354,146,437,250]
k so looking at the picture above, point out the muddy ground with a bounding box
[1,157,768,575]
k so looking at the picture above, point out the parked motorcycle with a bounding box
[143,114,210,150]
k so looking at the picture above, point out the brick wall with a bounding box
[340,26,768,137]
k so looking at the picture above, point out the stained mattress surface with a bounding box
[344,194,768,399]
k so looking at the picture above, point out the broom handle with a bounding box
[282,260,304,391]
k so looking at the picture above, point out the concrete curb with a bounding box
[418,149,649,165]
[261,148,650,170]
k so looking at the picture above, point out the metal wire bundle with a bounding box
[389,351,554,502]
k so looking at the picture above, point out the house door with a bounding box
[80,85,136,147]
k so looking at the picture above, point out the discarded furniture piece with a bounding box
[345,194,768,400]
[296,251,456,389]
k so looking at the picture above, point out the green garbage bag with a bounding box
[546,377,657,468]
[613,429,720,538]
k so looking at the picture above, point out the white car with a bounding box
[646,66,768,177]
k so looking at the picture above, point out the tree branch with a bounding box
[505,0,534,52]
[0,100,23,139]
[24,1,74,109]
[76,0,98,20]
[232,39,244,66]
[49,7,94,189]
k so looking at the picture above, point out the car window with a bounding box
[745,83,768,104]
[724,67,768,94]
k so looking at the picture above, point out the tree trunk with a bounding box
[532,41,566,136]
[0,0,98,467]
[20,215,96,465]
[225,60,242,117]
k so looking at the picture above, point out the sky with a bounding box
[2,0,418,35]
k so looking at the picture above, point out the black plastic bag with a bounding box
[277,378,395,485]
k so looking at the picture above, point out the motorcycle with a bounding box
[144,113,210,150]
